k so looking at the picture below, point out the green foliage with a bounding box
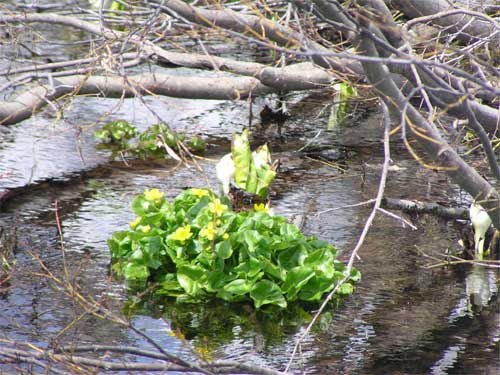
[135,123,185,158]
[231,129,276,198]
[94,121,206,159]
[328,82,358,130]
[108,188,360,309]
[94,120,139,146]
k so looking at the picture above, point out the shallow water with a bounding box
[0,7,498,372]
[1,93,498,374]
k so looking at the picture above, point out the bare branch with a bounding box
[392,0,500,44]
[358,27,500,228]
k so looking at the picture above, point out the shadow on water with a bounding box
[0,68,498,374]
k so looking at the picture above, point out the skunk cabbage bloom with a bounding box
[252,145,271,169]
[215,153,235,195]
[469,202,492,258]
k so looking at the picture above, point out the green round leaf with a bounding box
[250,280,286,308]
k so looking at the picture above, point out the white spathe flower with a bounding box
[216,153,235,195]
[252,145,271,169]
[469,202,492,257]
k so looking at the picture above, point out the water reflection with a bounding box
[0,95,498,374]
[465,266,497,313]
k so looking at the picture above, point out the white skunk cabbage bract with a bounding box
[216,129,276,198]
[216,153,235,195]
[469,202,492,258]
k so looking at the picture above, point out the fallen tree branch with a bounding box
[147,0,358,76]
[0,54,146,94]
[1,8,498,136]
[358,24,500,229]
[393,0,500,44]
[308,1,500,135]
[0,62,335,125]
[0,73,271,125]
[0,11,334,86]
[381,198,468,220]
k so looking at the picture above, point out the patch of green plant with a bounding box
[328,82,358,130]
[94,120,139,147]
[108,188,360,309]
[94,121,206,159]
[231,129,276,198]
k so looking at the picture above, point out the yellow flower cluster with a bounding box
[129,217,141,229]
[144,188,164,202]
[170,225,193,244]
[208,198,227,216]
[200,221,217,241]
[190,188,209,197]
[130,218,151,233]
[140,225,151,234]
[200,220,230,242]
[253,203,268,212]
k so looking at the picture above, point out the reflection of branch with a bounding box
[417,247,500,269]
[27,244,282,375]
[0,346,283,374]
[286,102,392,372]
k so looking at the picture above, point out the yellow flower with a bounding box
[253,203,268,212]
[130,217,141,229]
[168,330,185,341]
[200,221,217,241]
[216,219,222,226]
[144,188,164,201]
[140,225,151,233]
[191,188,209,197]
[208,198,227,216]
[170,225,192,244]
[222,233,229,240]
